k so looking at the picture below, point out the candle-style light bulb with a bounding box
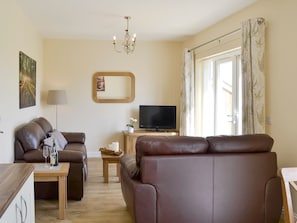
[113,36,116,45]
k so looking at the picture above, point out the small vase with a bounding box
[128,126,134,133]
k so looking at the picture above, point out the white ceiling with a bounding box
[16,0,258,41]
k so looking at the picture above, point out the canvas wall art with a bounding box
[19,51,36,109]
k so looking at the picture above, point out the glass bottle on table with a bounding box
[50,139,59,167]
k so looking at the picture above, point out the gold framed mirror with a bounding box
[92,72,135,103]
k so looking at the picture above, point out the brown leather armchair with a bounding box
[120,134,282,223]
[14,117,88,200]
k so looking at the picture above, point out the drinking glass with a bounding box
[43,146,49,167]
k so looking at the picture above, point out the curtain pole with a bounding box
[188,28,241,52]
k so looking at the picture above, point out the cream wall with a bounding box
[42,39,182,156]
[4,0,293,167]
[184,0,297,168]
[0,0,43,163]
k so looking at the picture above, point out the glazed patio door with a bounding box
[214,55,241,135]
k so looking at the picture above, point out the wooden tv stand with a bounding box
[123,130,179,154]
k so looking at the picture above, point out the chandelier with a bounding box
[113,16,136,54]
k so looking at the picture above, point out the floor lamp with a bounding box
[47,90,67,129]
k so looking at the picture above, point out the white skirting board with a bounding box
[87,152,101,158]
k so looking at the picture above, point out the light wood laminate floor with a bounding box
[35,158,133,223]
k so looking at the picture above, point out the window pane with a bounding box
[215,60,233,135]
[195,48,241,136]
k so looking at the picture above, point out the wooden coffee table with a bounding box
[33,162,70,220]
[101,154,123,183]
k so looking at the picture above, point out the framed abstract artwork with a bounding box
[19,51,36,109]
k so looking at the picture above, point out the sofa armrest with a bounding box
[62,132,85,144]
[265,177,283,223]
[58,150,85,163]
[120,154,140,179]
[121,166,156,223]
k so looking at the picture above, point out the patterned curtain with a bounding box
[179,49,195,136]
[241,18,266,134]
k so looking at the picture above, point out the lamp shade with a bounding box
[47,90,67,105]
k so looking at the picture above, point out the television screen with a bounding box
[139,105,176,130]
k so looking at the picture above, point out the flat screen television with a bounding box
[139,105,176,131]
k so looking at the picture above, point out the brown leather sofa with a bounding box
[120,134,282,223]
[14,117,88,200]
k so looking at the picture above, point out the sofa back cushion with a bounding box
[33,117,53,134]
[15,121,46,152]
[206,134,274,153]
[136,136,208,166]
